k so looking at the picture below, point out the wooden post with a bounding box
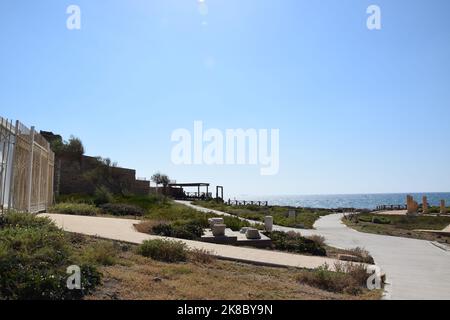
[7,120,19,211]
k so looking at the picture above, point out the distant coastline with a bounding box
[229,192,450,210]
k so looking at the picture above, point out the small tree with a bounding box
[151,172,170,195]
[160,174,170,195]
[48,134,84,160]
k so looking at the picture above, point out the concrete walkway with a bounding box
[39,213,339,270]
[179,201,450,300]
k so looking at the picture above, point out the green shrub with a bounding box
[116,194,167,210]
[79,241,119,266]
[222,216,251,231]
[152,223,174,237]
[267,231,327,256]
[55,194,95,204]
[152,220,205,240]
[193,200,332,229]
[0,212,58,230]
[49,203,100,216]
[174,220,206,238]
[357,215,373,223]
[137,239,188,263]
[372,217,391,225]
[94,186,114,206]
[100,203,145,216]
[0,213,101,299]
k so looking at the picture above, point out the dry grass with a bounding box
[189,248,216,264]
[307,235,326,247]
[296,262,377,296]
[325,246,375,264]
[137,239,188,263]
[81,238,381,300]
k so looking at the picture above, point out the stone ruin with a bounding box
[406,195,447,216]
[406,195,419,216]
[440,200,447,215]
[203,216,273,247]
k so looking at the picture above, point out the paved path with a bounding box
[39,213,339,271]
[179,201,450,300]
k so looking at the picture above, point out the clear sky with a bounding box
[1,0,450,197]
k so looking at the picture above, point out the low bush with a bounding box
[93,186,114,206]
[267,231,327,256]
[151,219,206,240]
[137,239,188,263]
[307,235,326,247]
[297,262,369,295]
[79,241,120,266]
[100,203,145,216]
[347,247,375,264]
[152,223,175,237]
[0,211,58,230]
[222,216,252,231]
[372,217,391,225]
[116,194,167,210]
[193,200,332,229]
[0,212,101,299]
[357,215,373,223]
[175,220,206,238]
[55,193,95,204]
[49,203,100,216]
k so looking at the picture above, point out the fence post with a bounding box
[7,121,19,211]
[27,126,35,213]
[37,148,42,211]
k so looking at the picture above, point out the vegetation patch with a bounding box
[297,262,374,295]
[265,231,327,256]
[193,200,332,229]
[0,212,101,300]
[86,241,381,300]
[78,240,121,266]
[49,203,100,216]
[137,239,188,263]
[188,249,216,264]
[344,213,450,242]
[100,203,145,216]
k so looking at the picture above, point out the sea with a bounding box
[231,193,450,210]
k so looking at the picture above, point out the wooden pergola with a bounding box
[168,182,211,200]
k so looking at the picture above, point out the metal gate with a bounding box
[0,117,54,214]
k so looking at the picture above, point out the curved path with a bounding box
[179,201,450,300]
[40,213,339,271]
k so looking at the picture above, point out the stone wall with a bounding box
[56,155,150,196]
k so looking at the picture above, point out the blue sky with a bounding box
[1,0,450,197]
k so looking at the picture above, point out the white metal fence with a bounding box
[0,117,54,214]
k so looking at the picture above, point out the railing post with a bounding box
[27,126,35,213]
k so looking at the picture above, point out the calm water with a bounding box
[232,193,450,210]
